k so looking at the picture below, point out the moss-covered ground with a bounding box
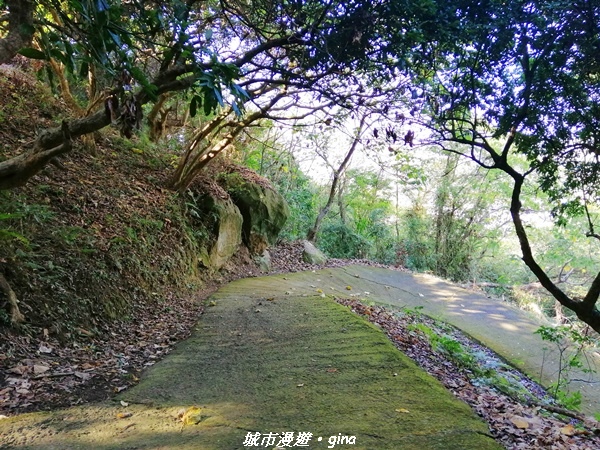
[0,276,501,449]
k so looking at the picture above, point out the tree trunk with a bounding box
[338,175,347,225]
[306,115,366,242]
[147,93,171,142]
[48,58,85,115]
[0,121,75,190]
[508,172,600,333]
[0,0,35,64]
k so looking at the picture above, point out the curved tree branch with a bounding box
[509,173,600,332]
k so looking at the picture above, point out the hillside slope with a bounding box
[0,65,279,411]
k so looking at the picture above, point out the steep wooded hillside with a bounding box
[0,64,298,338]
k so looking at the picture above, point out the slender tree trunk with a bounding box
[338,175,347,225]
[147,93,171,142]
[48,59,84,114]
[168,92,286,191]
[306,116,366,242]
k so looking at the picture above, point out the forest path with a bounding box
[213,265,600,415]
[1,266,596,449]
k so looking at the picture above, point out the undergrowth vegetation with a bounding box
[0,71,230,336]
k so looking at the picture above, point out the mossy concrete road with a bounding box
[233,265,599,416]
[0,266,504,450]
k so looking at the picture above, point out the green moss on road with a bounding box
[0,283,501,449]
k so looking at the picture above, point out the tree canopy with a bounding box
[409,0,600,331]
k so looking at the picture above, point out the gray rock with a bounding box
[254,249,272,272]
[302,240,328,265]
[195,193,243,270]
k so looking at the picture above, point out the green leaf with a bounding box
[0,229,30,246]
[203,94,216,116]
[18,48,47,60]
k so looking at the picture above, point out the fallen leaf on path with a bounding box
[74,372,92,381]
[395,408,410,413]
[7,365,28,375]
[33,365,50,375]
[560,424,576,436]
[116,412,133,419]
[510,416,530,429]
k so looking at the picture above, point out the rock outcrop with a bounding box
[192,187,243,271]
[219,169,289,255]
[302,240,328,265]
[191,164,290,271]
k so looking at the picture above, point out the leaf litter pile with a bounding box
[336,298,600,449]
[0,291,202,415]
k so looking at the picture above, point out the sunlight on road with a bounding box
[499,322,519,332]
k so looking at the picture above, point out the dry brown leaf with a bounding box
[116,412,133,419]
[33,365,50,375]
[7,365,28,375]
[74,372,92,381]
[560,424,576,436]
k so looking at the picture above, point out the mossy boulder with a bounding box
[196,193,243,270]
[254,249,272,272]
[302,240,328,265]
[220,171,289,255]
